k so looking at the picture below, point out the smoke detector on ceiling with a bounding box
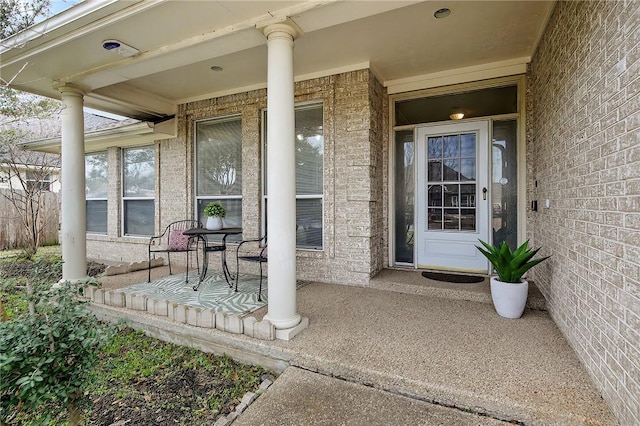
[102,39,139,58]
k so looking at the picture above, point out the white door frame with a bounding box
[415,120,490,273]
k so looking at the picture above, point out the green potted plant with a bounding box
[476,240,550,319]
[204,201,226,230]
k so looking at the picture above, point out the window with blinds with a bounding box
[85,152,108,234]
[195,116,243,241]
[263,104,324,249]
[122,146,155,236]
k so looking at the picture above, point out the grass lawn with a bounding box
[0,248,272,425]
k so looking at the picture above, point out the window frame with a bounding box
[261,102,325,250]
[85,151,108,235]
[193,114,243,240]
[25,170,52,192]
[121,145,156,237]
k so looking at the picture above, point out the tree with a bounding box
[0,121,61,255]
[0,88,62,255]
[0,0,62,255]
[0,0,50,43]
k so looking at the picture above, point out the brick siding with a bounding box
[527,1,639,423]
[89,69,388,286]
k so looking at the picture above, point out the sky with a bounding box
[50,0,83,16]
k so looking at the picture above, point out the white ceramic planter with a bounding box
[490,276,528,319]
[206,216,223,230]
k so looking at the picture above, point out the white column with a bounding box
[58,85,87,282]
[263,23,301,330]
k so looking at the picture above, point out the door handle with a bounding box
[482,187,488,200]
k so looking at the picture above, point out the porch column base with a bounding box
[274,317,309,341]
[56,276,90,286]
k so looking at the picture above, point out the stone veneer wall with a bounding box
[89,69,388,285]
[527,2,639,424]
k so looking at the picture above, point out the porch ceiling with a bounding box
[0,0,554,121]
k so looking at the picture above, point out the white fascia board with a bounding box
[1,0,162,69]
[385,58,530,95]
[0,0,119,52]
[21,118,176,154]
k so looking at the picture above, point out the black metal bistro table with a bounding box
[182,227,242,291]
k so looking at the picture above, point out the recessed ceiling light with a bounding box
[434,8,451,19]
[210,66,223,72]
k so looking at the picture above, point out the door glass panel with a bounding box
[444,184,459,207]
[428,208,442,230]
[394,131,414,263]
[443,135,459,158]
[426,132,477,232]
[460,159,475,181]
[461,134,476,157]
[492,120,518,249]
[428,161,442,181]
[427,137,442,158]
[460,184,476,207]
[461,209,476,231]
[444,209,459,230]
[428,185,442,206]
[443,159,459,180]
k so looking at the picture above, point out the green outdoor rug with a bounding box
[121,271,266,315]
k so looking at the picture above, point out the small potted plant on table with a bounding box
[476,240,550,319]
[204,201,226,230]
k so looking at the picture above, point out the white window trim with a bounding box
[193,114,243,229]
[261,102,325,250]
[85,152,109,235]
[121,145,155,237]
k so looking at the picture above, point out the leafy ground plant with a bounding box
[0,265,113,425]
[0,249,272,425]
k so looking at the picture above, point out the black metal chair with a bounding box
[148,220,201,283]
[235,235,267,301]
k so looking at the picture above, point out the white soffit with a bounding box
[290,1,422,32]
[385,58,530,94]
[1,1,554,120]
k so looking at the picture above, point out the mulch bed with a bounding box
[0,258,106,280]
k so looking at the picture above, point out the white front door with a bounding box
[415,121,490,273]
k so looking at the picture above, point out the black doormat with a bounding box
[421,271,485,284]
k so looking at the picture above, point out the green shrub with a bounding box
[0,278,113,425]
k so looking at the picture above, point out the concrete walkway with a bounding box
[234,367,506,426]
[93,272,617,425]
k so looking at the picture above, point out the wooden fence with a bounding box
[0,188,60,250]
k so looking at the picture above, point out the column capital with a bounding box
[54,83,85,97]
[263,21,301,41]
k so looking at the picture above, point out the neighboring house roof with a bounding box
[1,112,134,162]
[21,112,137,142]
[0,149,60,168]
[21,115,176,154]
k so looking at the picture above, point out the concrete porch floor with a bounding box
[92,267,617,425]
